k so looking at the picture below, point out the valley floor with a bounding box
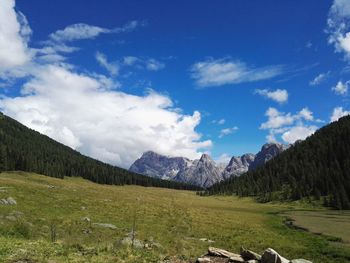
[0,172,349,263]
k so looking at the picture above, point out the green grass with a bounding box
[0,172,349,263]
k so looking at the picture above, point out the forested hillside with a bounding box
[0,113,199,190]
[206,116,350,209]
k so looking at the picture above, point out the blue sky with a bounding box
[0,0,350,167]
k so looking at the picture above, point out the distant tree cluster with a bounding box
[205,116,350,210]
[0,113,200,191]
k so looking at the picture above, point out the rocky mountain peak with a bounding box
[174,153,222,188]
[199,153,215,164]
[249,142,289,171]
[222,153,255,180]
[129,151,191,181]
[261,142,288,152]
[140,151,162,159]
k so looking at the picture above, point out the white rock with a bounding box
[196,257,211,263]
[208,247,242,259]
[92,223,117,229]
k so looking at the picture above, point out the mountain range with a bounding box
[129,143,289,187]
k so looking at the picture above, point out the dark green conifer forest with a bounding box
[206,116,350,209]
[0,113,200,191]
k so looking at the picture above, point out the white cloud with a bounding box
[0,1,210,169]
[260,107,318,144]
[95,52,119,76]
[212,118,225,125]
[38,21,142,64]
[50,24,108,42]
[122,56,165,71]
[215,153,231,164]
[0,64,212,168]
[330,106,350,122]
[219,126,238,138]
[17,11,32,43]
[33,42,79,64]
[332,81,349,95]
[218,119,226,125]
[255,89,288,104]
[260,108,294,129]
[331,0,350,17]
[298,107,314,121]
[49,20,141,43]
[145,58,165,71]
[190,58,284,87]
[338,32,350,54]
[123,56,139,66]
[309,72,329,86]
[0,0,32,71]
[327,0,350,58]
[281,125,317,144]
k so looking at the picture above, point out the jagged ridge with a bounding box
[129,143,287,188]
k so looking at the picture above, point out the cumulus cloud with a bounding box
[260,108,294,129]
[309,72,330,86]
[95,52,119,76]
[190,58,284,87]
[219,127,238,138]
[260,107,318,144]
[330,106,350,122]
[0,0,32,72]
[298,107,314,121]
[255,89,288,104]
[327,0,350,58]
[332,81,349,95]
[0,64,212,168]
[281,125,317,144]
[0,1,210,168]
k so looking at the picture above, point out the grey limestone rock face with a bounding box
[129,142,289,187]
[174,154,224,188]
[249,143,289,171]
[222,153,255,180]
[129,151,192,180]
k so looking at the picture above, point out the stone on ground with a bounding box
[261,248,289,263]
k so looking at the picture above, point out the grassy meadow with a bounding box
[0,172,349,263]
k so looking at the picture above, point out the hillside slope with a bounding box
[0,113,199,190]
[207,116,350,209]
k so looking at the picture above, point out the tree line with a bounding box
[204,116,350,209]
[0,113,200,191]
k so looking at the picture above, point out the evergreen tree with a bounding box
[206,115,350,210]
[0,113,201,191]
